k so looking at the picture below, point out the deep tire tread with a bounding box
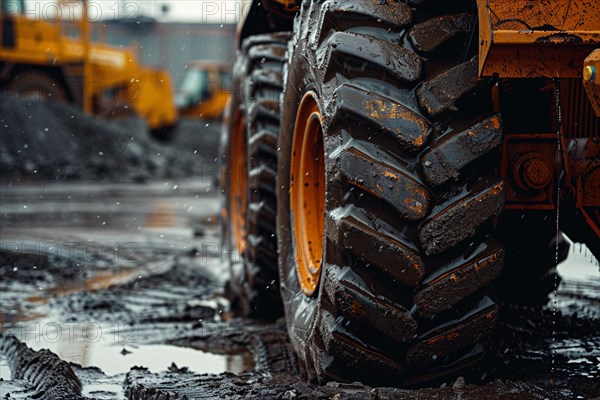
[243,33,289,318]
[279,0,506,385]
[230,32,291,319]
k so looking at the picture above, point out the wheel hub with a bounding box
[290,92,325,296]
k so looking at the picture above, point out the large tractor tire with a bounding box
[223,32,290,319]
[6,70,67,102]
[277,0,506,385]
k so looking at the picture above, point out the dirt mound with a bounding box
[0,95,220,183]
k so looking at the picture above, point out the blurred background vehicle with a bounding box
[176,60,231,120]
[0,0,178,135]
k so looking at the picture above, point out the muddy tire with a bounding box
[277,0,505,385]
[222,32,290,319]
[495,213,569,305]
[6,70,67,102]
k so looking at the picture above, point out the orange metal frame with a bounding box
[477,0,600,78]
[479,0,599,238]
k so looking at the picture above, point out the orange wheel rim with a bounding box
[290,92,325,296]
[230,112,247,253]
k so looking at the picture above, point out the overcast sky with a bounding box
[25,0,250,23]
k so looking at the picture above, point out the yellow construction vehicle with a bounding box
[222,0,600,386]
[0,0,177,133]
[176,61,231,120]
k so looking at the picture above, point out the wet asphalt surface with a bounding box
[1,173,599,399]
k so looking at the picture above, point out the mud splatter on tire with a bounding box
[277,0,506,385]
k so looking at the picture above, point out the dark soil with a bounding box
[0,95,220,184]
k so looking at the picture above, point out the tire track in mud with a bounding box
[0,335,83,399]
[47,256,221,327]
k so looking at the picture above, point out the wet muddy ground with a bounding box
[0,179,599,399]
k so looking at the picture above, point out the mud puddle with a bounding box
[113,344,253,375]
[2,319,254,377]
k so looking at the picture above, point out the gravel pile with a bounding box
[0,95,220,183]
